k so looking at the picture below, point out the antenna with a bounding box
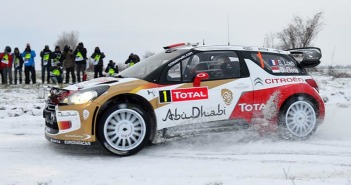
[227,14,230,45]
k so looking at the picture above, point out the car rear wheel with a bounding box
[279,97,318,140]
[98,103,150,156]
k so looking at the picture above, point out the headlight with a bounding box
[61,85,109,105]
[66,91,98,104]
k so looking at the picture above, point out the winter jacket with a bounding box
[74,47,87,64]
[0,53,13,69]
[91,52,105,66]
[52,51,62,66]
[125,53,140,67]
[12,52,24,69]
[62,50,75,69]
[21,50,36,67]
[50,66,63,77]
[40,49,52,66]
[105,63,118,76]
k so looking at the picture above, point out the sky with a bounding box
[0,0,350,66]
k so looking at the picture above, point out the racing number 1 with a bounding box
[159,90,172,103]
[163,91,168,102]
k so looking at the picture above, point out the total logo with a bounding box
[159,87,208,103]
[239,103,265,112]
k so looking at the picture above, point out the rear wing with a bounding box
[286,47,322,68]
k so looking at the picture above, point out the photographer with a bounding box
[73,42,87,82]
[91,46,105,78]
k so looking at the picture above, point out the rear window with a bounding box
[245,51,307,75]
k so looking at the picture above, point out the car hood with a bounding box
[64,77,126,90]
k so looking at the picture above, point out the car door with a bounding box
[155,50,253,130]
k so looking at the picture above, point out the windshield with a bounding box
[118,49,189,79]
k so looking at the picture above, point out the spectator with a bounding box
[105,60,118,76]
[12,47,24,84]
[50,62,63,84]
[21,43,36,84]
[52,45,62,67]
[73,42,87,82]
[134,53,140,63]
[0,46,13,84]
[62,45,76,84]
[125,53,140,67]
[40,45,52,84]
[91,47,105,78]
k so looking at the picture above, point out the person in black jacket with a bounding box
[105,60,118,76]
[74,42,87,82]
[40,45,52,84]
[51,46,62,67]
[91,47,105,78]
[125,53,140,67]
[12,47,24,84]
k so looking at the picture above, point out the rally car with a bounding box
[43,43,325,156]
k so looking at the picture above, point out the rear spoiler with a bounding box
[286,47,322,68]
[163,42,199,49]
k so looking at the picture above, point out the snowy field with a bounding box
[0,74,351,185]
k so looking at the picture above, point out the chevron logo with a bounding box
[254,77,264,86]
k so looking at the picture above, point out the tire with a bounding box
[98,102,150,156]
[278,96,318,140]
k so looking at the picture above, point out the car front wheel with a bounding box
[279,97,318,140]
[98,103,150,156]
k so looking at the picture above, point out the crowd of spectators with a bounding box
[0,43,140,85]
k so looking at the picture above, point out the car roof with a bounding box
[163,43,290,55]
[192,45,290,55]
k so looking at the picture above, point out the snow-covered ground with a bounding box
[0,74,350,185]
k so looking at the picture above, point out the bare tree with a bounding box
[55,31,79,50]
[277,12,324,50]
[143,51,155,59]
[263,32,277,48]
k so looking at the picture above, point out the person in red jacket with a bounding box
[0,46,13,84]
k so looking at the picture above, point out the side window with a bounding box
[166,63,181,82]
[182,51,240,82]
[182,55,198,81]
[166,51,241,83]
[249,52,306,75]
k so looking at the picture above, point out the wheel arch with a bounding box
[95,93,157,142]
[278,93,320,123]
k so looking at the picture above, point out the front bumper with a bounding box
[44,101,100,145]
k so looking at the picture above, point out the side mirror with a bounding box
[193,72,209,87]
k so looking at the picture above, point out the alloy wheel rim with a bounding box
[285,101,316,137]
[104,109,146,151]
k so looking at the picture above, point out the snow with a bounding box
[1,74,351,185]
